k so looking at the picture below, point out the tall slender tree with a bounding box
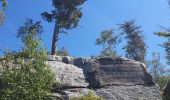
[0,0,7,25]
[155,31,170,65]
[154,0,170,65]
[0,0,7,10]
[42,0,86,55]
[147,52,168,90]
[95,29,121,58]
[120,20,147,62]
[0,11,4,25]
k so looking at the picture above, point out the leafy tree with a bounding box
[70,91,103,100]
[95,29,120,58]
[0,0,7,25]
[155,31,170,65]
[156,32,170,37]
[120,20,147,62]
[17,19,43,42]
[0,0,7,10]
[147,52,168,90]
[57,47,69,56]
[42,0,86,55]
[163,39,170,65]
[0,19,54,99]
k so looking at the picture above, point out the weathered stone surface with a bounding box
[53,88,95,99]
[47,61,89,87]
[73,57,91,67]
[52,85,161,100]
[47,56,161,100]
[62,56,73,64]
[47,55,63,61]
[98,60,153,86]
[95,85,162,100]
[77,58,154,88]
[47,55,73,64]
[98,57,114,65]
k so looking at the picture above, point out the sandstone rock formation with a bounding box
[47,61,89,88]
[47,55,162,100]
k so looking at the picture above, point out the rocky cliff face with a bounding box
[47,55,162,100]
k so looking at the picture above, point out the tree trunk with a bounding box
[51,23,60,55]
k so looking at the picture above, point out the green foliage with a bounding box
[155,76,169,91]
[100,48,118,58]
[95,29,120,58]
[70,91,103,100]
[147,52,169,91]
[155,31,170,65]
[155,32,170,37]
[42,0,86,54]
[163,38,170,65]
[0,10,5,26]
[57,47,69,56]
[0,19,54,100]
[120,20,147,62]
[0,0,7,26]
[42,0,86,29]
[17,19,43,42]
[0,0,7,10]
[52,82,69,89]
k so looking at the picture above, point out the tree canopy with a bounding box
[0,0,7,10]
[120,20,147,62]
[42,0,86,55]
[95,29,121,58]
[0,19,54,99]
[155,30,170,65]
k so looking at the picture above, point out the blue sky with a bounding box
[0,0,170,66]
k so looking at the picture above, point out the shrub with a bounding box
[0,19,54,100]
[69,91,103,100]
[57,47,69,56]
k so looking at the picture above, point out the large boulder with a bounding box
[95,85,161,100]
[47,55,73,64]
[47,56,161,100]
[75,57,154,88]
[47,61,89,88]
[97,58,153,86]
[51,85,161,100]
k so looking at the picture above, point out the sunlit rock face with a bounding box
[47,55,162,100]
[47,61,89,88]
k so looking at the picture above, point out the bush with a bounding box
[69,91,103,100]
[0,19,54,100]
[57,47,69,56]
[155,76,170,91]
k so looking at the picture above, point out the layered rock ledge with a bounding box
[47,55,162,100]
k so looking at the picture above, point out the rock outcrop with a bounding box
[47,55,162,100]
[47,61,89,88]
[95,85,161,100]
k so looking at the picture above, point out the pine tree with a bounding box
[95,29,121,58]
[41,0,86,55]
[155,31,170,65]
[120,20,147,62]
